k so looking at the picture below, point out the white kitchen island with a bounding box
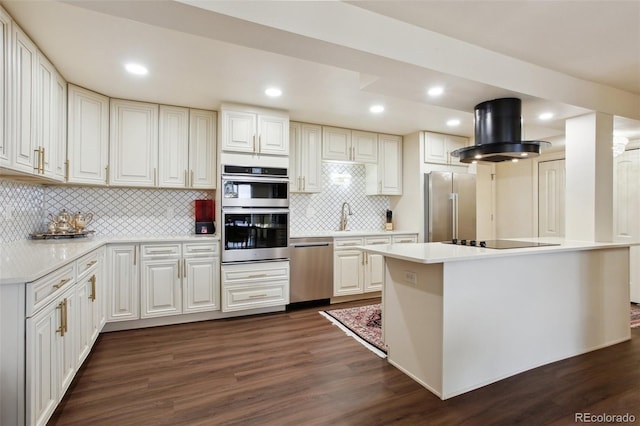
[360,239,633,400]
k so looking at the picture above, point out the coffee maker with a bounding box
[194,199,215,234]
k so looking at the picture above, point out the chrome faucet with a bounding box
[339,202,353,231]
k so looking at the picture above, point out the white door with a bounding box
[189,109,217,188]
[75,276,93,366]
[300,123,322,192]
[110,99,158,187]
[364,252,385,292]
[36,52,54,178]
[378,134,402,195]
[222,110,256,153]
[352,130,377,164]
[0,8,10,166]
[57,292,76,397]
[333,250,363,296]
[67,85,109,185]
[538,159,565,237]
[158,105,189,188]
[141,259,182,318]
[107,245,139,322]
[258,114,288,155]
[52,72,66,181]
[424,132,447,164]
[322,126,351,161]
[183,256,219,313]
[289,122,301,191]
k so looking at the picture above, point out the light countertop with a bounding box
[290,229,418,239]
[360,238,635,264]
[0,234,219,285]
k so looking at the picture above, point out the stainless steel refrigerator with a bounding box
[424,171,476,242]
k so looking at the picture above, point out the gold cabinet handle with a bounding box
[105,165,109,185]
[248,294,268,299]
[153,167,157,186]
[41,147,46,173]
[184,170,188,188]
[258,135,261,154]
[253,135,256,153]
[63,298,68,333]
[53,278,72,289]
[86,260,97,267]
[190,170,194,187]
[183,259,187,278]
[302,176,305,191]
[90,275,96,301]
[177,259,181,279]
[65,160,70,181]
[133,246,137,266]
[56,300,65,336]
[248,273,267,279]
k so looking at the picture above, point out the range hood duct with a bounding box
[451,97,550,163]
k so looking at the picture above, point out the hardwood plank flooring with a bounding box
[50,299,640,425]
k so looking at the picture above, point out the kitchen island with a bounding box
[360,239,632,400]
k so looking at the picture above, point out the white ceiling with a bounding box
[3,0,639,146]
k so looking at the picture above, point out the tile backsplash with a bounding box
[290,163,390,233]
[0,179,45,243]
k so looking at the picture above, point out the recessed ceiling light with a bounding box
[446,119,461,127]
[539,112,554,120]
[124,63,148,76]
[265,87,282,97]
[511,158,519,163]
[370,104,385,114]
[427,86,444,97]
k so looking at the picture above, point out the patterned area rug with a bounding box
[321,303,385,357]
[632,303,640,328]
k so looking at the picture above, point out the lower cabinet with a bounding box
[107,244,140,322]
[333,234,418,297]
[221,260,289,312]
[76,248,105,365]
[140,242,219,318]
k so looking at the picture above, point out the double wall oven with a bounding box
[221,165,289,263]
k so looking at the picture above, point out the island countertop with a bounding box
[360,238,634,264]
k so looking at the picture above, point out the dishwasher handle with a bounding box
[291,242,332,248]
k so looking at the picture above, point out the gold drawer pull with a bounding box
[86,260,97,267]
[247,274,268,278]
[148,249,175,254]
[397,239,413,243]
[370,241,387,245]
[248,294,268,298]
[53,278,72,289]
[341,242,359,246]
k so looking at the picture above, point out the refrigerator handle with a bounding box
[453,193,459,240]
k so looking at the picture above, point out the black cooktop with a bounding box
[442,239,560,249]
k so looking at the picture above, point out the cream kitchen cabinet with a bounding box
[424,131,468,165]
[221,105,289,156]
[75,248,105,367]
[109,99,158,187]
[67,84,110,185]
[0,6,10,167]
[289,122,322,193]
[140,242,220,318]
[366,133,403,195]
[158,107,217,189]
[221,260,289,312]
[333,233,418,297]
[107,244,140,322]
[322,126,377,163]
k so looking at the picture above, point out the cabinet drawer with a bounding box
[364,236,391,245]
[334,237,364,248]
[76,249,100,279]
[183,242,218,256]
[26,263,76,317]
[141,243,181,258]
[392,234,418,244]
[222,261,289,283]
[222,281,288,312]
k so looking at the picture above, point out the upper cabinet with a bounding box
[366,133,402,195]
[423,131,468,165]
[67,85,110,185]
[109,99,158,187]
[322,126,377,163]
[289,122,322,193]
[221,104,289,157]
[0,7,10,167]
[158,106,217,189]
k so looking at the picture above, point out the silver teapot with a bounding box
[71,212,94,231]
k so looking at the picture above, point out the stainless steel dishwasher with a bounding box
[289,237,334,303]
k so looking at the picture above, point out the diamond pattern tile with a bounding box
[290,163,390,233]
[0,179,45,243]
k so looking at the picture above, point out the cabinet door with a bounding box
[222,110,256,153]
[76,274,95,366]
[26,304,58,426]
[0,8,10,166]
[52,71,66,181]
[333,249,364,296]
[289,122,301,192]
[183,256,219,313]
[189,109,217,188]
[141,258,181,318]
[107,245,139,322]
[57,292,76,397]
[36,52,65,182]
[446,135,468,165]
[12,23,38,174]
[352,130,377,164]
[379,134,402,195]
[67,84,109,185]
[322,126,351,161]
[110,99,158,187]
[300,123,322,192]
[424,132,447,164]
[364,252,385,292]
[158,105,189,188]
[258,114,288,155]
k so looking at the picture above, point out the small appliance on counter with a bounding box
[385,209,393,231]
[195,199,215,234]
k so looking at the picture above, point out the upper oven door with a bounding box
[221,176,289,208]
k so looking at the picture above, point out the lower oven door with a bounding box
[222,208,289,263]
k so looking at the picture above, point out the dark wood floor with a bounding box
[50,299,640,425]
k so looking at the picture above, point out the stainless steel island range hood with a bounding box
[451,97,550,163]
